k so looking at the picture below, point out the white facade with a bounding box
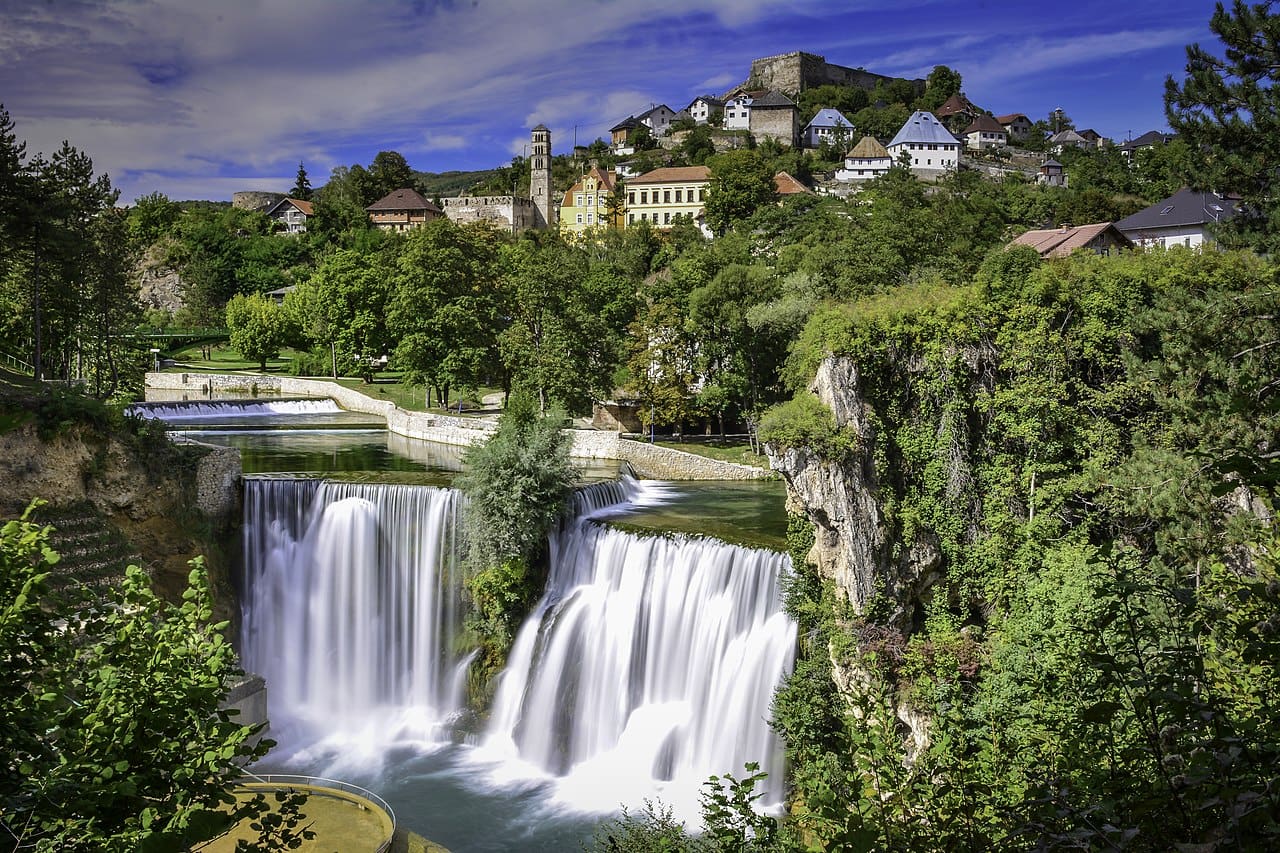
[802,108,854,148]
[686,97,722,125]
[723,94,752,129]
[835,156,892,182]
[639,105,677,137]
[887,112,961,177]
[965,127,1007,150]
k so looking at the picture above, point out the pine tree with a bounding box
[290,160,312,200]
[1165,0,1280,253]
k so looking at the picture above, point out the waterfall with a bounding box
[484,507,796,819]
[130,398,343,420]
[239,474,796,822]
[240,477,468,752]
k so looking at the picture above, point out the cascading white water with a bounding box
[240,477,469,758]
[130,398,343,419]
[239,474,795,827]
[483,499,796,820]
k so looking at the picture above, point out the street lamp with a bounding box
[150,347,160,373]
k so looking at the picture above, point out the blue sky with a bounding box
[0,0,1217,204]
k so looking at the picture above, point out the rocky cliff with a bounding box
[768,355,946,629]
[0,419,241,619]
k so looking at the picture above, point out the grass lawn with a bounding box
[653,438,769,467]
[163,342,297,373]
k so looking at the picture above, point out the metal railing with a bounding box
[238,772,397,852]
[0,350,35,376]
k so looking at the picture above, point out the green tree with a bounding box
[289,160,312,201]
[368,150,415,198]
[917,65,963,111]
[704,149,777,235]
[125,191,178,249]
[389,219,503,405]
[1165,0,1280,253]
[225,292,290,370]
[296,245,394,381]
[456,396,576,673]
[0,508,280,852]
[500,238,614,414]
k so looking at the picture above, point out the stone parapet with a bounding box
[617,438,774,480]
[144,374,772,479]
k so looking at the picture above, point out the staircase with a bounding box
[30,502,144,593]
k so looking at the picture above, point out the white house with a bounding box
[637,104,678,137]
[1115,187,1237,250]
[835,135,893,182]
[802,108,854,148]
[961,114,1008,149]
[722,92,759,130]
[887,111,961,177]
[264,197,313,234]
[685,96,724,125]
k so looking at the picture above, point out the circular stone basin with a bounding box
[194,777,396,852]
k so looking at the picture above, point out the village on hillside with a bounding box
[242,50,1225,256]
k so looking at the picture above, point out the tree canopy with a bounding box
[1165,0,1280,253]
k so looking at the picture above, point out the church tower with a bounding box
[530,124,553,228]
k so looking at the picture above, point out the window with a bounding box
[629,213,635,223]
[586,196,594,206]
[628,192,635,205]
[664,212,671,224]
[675,189,682,203]
[664,190,671,203]
[587,213,593,224]
[641,191,648,204]
[576,214,583,224]
[575,194,583,206]
[698,189,705,202]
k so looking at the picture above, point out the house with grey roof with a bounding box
[748,90,800,148]
[802,108,854,148]
[1118,130,1175,160]
[685,96,724,125]
[888,111,961,177]
[1115,187,1236,250]
[366,188,442,232]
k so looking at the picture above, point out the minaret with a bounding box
[530,124,553,228]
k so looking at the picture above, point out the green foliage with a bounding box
[767,247,1280,849]
[704,150,778,235]
[389,219,503,402]
[456,397,576,685]
[1165,0,1280,253]
[225,292,292,370]
[758,392,857,461]
[0,507,273,851]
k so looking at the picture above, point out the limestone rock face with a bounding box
[768,355,942,628]
[136,243,186,315]
[0,423,240,618]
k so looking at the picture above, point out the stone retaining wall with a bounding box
[145,373,772,478]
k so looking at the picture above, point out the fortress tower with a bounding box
[530,124,553,228]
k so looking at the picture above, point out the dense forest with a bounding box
[2,1,1278,849]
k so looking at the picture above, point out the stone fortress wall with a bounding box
[729,51,925,96]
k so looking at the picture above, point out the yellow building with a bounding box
[624,166,710,229]
[559,168,621,236]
